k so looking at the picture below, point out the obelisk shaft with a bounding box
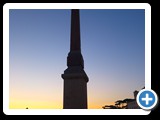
[62,9,89,109]
[67,9,84,68]
[70,9,81,51]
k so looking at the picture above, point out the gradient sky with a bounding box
[9,9,145,109]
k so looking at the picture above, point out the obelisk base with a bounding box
[62,68,88,109]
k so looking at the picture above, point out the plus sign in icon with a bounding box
[136,89,158,110]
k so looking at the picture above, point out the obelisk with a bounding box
[61,9,89,109]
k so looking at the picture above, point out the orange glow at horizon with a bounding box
[9,76,134,109]
[9,99,115,109]
[9,86,119,109]
[9,96,63,109]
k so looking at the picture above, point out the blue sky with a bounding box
[9,9,145,109]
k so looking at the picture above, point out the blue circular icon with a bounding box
[136,89,158,110]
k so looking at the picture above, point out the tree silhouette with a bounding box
[102,87,143,109]
[103,98,135,109]
[102,105,117,109]
[115,100,123,108]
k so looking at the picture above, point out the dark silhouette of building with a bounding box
[61,9,89,109]
[127,89,143,109]
[134,90,139,99]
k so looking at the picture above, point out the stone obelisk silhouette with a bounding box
[62,9,89,109]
